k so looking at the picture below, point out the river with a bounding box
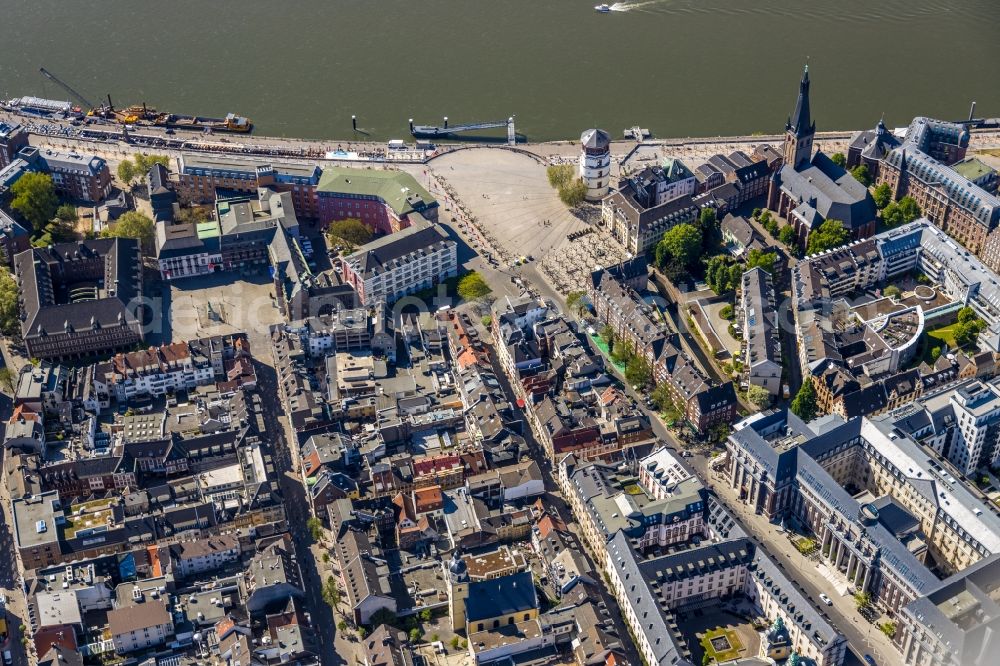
[1,0,997,142]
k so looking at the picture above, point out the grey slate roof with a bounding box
[343,216,453,279]
[15,238,142,339]
[776,151,876,233]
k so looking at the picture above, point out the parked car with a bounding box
[819,593,832,606]
[863,655,877,666]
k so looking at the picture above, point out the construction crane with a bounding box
[38,67,95,110]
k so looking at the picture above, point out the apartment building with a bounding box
[340,216,457,304]
[18,146,112,203]
[0,121,29,167]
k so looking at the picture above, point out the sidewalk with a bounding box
[701,462,901,665]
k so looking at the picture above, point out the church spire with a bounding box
[788,63,814,137]
[783,63,817,170]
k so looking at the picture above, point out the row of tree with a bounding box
[116,154,170,189]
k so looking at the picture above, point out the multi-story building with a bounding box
[340,216,457,305]
[15,238,145,360]
[740,267,782,395]
[170,535,242,579]
[898,553,1000,666]
[174,155,322,218]
[589,260,737,433]
[0,207,31,267]
[952,157,999,195]
[601,185,698,255]
[579,128,611,201]
[694,150,771,206]
[0,121,29,167]
[726,408,1000,616]
[19,146,112,203]
[877,117,1000,253]
[767,67,877,242]
[317,166,438,234]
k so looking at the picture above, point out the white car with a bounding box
[819,593,833,606]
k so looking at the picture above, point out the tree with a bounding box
[56,204,78,223]
[176,207,210,225]
[11,172,58,234]
[806,219,849,255]
[566,290,587,317]
[884,285,901,299]
[882,196,921,228]
[930,346,942,363]
[958,306,978,324]
[0,367,14,393]
[850,164,872,187]
[102,211,155,254]
[763,217,780,237]
[745,248,778,275]
[705,255,737,294]
[746,384,772,410]
[558,178,588,207]
[306,516,323,542]
[370,609,399,628]
[872,182,893,210]
[655,223,702,280]
[419,609,432,622]
[830,152,847,167]
[854,591,872,610]
[337,620,348,632]
[450,636,462,650]
[547,164,574,188]
[358,627,368,639]
[625,355,652,388]
[0,267,21,336]
[328,218,373,246]
[719,304,734,320]
[457,271,492,302]
[778,225,797,248]
[698,207,720,252]
[599,325,615,346]
[955,319,985,348]
[132,154,170,174]
[879,621,897,639]
[752,208,762,220]
[321,576,341,607]
[481,315,492,328]
[117,159,137,188]
[791,379,818,422]
[408,628,422,643]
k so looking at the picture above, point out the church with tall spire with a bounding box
[767,65,877,243]
[783,65,816,169]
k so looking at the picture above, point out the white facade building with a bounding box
[579,128,611,201]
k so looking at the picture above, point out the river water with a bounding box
[1,0,997,141]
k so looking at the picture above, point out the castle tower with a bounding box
[579,128,611,201]
[783,65,816,170]
[446,549,469,631]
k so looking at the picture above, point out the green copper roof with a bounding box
[197,220,220,239]
[317,167,436,216]
[953,157,993,183]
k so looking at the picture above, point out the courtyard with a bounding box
[155,269,284,351]
[678,608,761,666]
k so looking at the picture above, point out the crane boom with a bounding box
[39,67,95,110]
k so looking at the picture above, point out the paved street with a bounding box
[689,455,900,666]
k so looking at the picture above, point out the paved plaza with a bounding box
[429,148,590,262]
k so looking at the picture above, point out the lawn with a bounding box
[700,627,744,663]
[590,333,626,371]
[926,323,958,348]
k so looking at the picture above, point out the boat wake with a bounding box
[609,1,668,12]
